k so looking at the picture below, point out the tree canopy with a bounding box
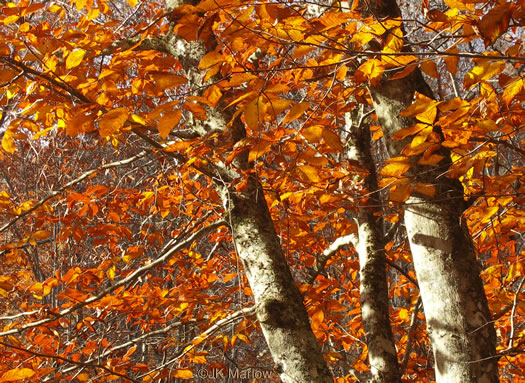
[0,0,523,382]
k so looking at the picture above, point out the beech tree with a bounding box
[0,0,523,382]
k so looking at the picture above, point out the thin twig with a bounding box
[0,220,226,337]
[0,150,150,234]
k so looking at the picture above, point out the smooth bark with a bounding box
[156,1,334,381]
[346,112,402,383]
[352,0,500,381]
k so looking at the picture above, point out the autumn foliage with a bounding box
[0,0,523,381]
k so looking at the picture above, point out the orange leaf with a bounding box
[381,157,411,177]
[392,123,426,140]
[123,345,137,362]
[224,91,256,109]
[390,62,417,80]
[390,183,412,203]
[0,368,35,382]
[1,129,15,153]
[502,78,523,104]
[148,72,187,90]
[199,51,224,70]
[418,153,444,165]
[99,108,129,137]
[356,59,385,86]
[420,61,439,78]
[202,85,222,107]
[21,3,46,16]
[478,3,513,45]
[414,183,436,198]
[224,73,257,87]
[444,47,459,75]
[400,92,439,124]
[282,102,310,124]
[478,120,498,132]
[32,230,51,240]
[463,61,505,90]
[383,28,403,52]
[298,165,320,183]
[427,9,449,22]
[66,49,86,70]
[182,102,207,120]
[322,128,344,152]
[3,15,20,25]
[301,125,323,144]
[173,369,193,380]
[311,310,324,329]
[267,99,293,118]
[158,110,182,138]
[244,99,260,130]
[444,0,474,11]
[248,140,273,162]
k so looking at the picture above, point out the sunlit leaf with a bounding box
[298,165,320,183]
[282,102,310,124]
[149,72,187,91]
[444,47,459,75]
[463,61,505,90]
[248,140,273,162]
[66,49,86,70]
[322,128,344,152]
[158,110,182,138]
[302,125,323,144]
[199,51,224,70]
[381,157,411,177]
[390,183,412,202]
[99,108,129,137]
[356,59,385,87]
[173,369,193,379]
[0,368,35,382]
[420,61,439,78]
[1,129,15,153]
[414,183,436,198]
[502,78,523,104]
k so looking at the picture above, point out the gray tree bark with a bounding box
[154,1,334,381]
[345,111,402,383]
[352,0,500,381]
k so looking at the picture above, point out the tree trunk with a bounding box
[346,111,402,383]
[221,177,333,383]
[159,2,333,381]
[353,1,500,381]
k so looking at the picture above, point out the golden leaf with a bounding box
[148,72,187,91]
[322,128,344,152]
[390,183,412,202]
[420,61,439,78]
[158,110,182,138]
[381,158,411,177]
[444,47,459,75]
[66,49,86,70]
[199,51,224,70]
[0,368,36,382]
[282,102,310,124]
[248,140,272,162]
[99,108,129,137]
[301,125,323,144]
[1,129,15,153]
[298,165,320,183]
[464,61,505,90]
